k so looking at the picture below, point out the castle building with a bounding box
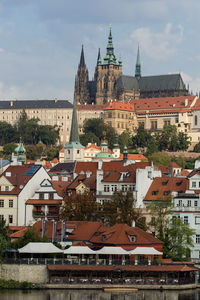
[74,27,188,105]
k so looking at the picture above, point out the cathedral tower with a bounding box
[74,45,90,104]
[95,25,122,105]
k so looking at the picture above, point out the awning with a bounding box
[129,247,162,255]
[64,246,96,255]
[95,247,128,255]
[18,242,63,254]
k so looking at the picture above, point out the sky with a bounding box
[0,0,200,102]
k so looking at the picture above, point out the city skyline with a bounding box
[0,0,199,102]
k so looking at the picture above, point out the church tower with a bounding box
[64,101,84,162]
[95,25,122,105]
[74,45,90,104]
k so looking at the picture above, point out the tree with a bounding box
[0,220,10,261]
[0,121,17,145]
[148,199,172,241]
[60,192,100,221]
[177,132,190,151]
[83,118,117,148]
[145,136,158,156]
[103,191,147,230]
[164,218,195,261]
[132,123,151,149]
[118,129,133,152]
[149,152,171,166]
[80,132,100,146]
[38,125,60,145]
[148,200,195,260]
[13,227,48,249]
[3,143,17,155]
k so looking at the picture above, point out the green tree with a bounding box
[0,122,17,145]
[13,227,48,249]
[148,199,172,241]
[193,143,200,152]
[165,218,195,261]
[3,143,17,155]
[80,132,100,146]
[0,220,10,261]
[149,152,171,166]
[83,118,116,148]
[38,125,60,145]
[132,123,151,149]
[60,192,100,221]
[145,136,158,156]
[103,191,147,230]
[156,125,178,151]
[118,129,133,152]
[177,132,190,151]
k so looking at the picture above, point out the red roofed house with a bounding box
[131,95,200,147]
[0,164,50,226]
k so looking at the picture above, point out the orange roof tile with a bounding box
[144,177,189,201]
[104,101,135,112]
[77,104,105,110]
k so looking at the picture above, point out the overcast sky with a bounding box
[0,0,200,102]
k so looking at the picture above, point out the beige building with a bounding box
[0,99,73,144]
[76,104,104,134]
[104,100,138,135]
[131,95,200,146]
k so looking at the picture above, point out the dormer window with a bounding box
[5,186,9,192]
[129,235,136,243]
[152,190,158,195]
[103,235,107,241]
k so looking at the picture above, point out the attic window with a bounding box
[163,191,170,196]
[152,190,158,195]
[129,235,136,243]
[162,180,168,186]
[102,235,107,241]
[176,181,182,186]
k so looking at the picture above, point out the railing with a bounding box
[3,257,158,266]
[49,277,195,285]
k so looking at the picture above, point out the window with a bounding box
[9,215,13,224]
[152,190,158,195]
[9,200,13,208]
[196,235,200,244]
[192,181,196,188]
[0,200,4,207]
[151,217,155,225]
[178,200,182,207]
[151,120,157,130]
[129,235,136,243]
[77,150,80,154]
[104,185,109,192]
[39,193,43,200]
[0,215,4,222]
[163,191,170,196]
[195,216,200,224]
[184,216,188,224]
[187,200,191,207]
[164,120,170,126]
[195,200,198,207]
[49,193,53,200]
[5,186,9,192]
[195,115,198,126]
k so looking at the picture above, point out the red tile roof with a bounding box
[67,174,96,191]
[130,96,197,114]
[144,177,189,201]
[26,200,62,205]
[104,101,135,112]
[90,224,163,246]
[118,154,148,161]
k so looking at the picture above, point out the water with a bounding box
[0,289,199,300]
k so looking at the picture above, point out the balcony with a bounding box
[32,210,45,217]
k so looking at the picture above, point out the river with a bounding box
[0,289,199,300]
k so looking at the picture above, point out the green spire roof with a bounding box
[135,45,141,79]
[103,25,119,66]
[97,48,102,65]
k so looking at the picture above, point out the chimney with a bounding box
[10,101,13,107]
[54,98,58,103]
[185,98,188,107]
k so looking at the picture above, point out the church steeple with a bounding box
[103,25,118,65]
[97,48,101,65]
[80,45,85,67]
[74,45,90,105]
[69,101,80,144]
[135,45,141,79]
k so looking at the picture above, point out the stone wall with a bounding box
[0,264,48,283]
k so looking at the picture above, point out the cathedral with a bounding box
[74,26,188,105]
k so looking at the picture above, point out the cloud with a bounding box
[181,72,200,95]
[130,23,184,61]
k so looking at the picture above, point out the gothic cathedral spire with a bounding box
[74,45,90,105]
